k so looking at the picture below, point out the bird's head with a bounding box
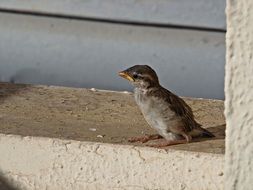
[118,65,159,89]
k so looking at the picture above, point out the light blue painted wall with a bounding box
[0,0,226,99]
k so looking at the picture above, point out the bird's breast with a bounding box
[134,88,151,113]
[134,88,179,131]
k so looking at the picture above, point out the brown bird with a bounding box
[118,65,214,147]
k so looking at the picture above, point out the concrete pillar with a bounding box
[225,0,253,189]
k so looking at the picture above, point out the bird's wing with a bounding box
[152,87,197,132]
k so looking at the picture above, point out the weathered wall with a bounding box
[225,0,253,189]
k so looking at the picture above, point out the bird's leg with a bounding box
[128,134,162,143]
[147,133,192,148]
[182,133,192,142]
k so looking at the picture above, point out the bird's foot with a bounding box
[128,134,162,143]
[147,139,188,148]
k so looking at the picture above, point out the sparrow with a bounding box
[118,65,215,147]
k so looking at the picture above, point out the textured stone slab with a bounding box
[0,134,224,190]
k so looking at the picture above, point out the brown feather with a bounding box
[148,86,198,132]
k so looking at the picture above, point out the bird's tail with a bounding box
[199,127,215,138]
[191,122,215,138]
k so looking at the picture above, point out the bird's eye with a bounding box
[132,73,138,79]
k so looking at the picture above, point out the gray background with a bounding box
[0,0,226,99]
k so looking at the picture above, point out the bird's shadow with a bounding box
[191,124,226,143]
[0,174,20,190]
[0,82,31,103]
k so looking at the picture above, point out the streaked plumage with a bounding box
[119,65,214,147]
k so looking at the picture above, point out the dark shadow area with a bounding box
[0,82,31,103]
[172,124,226,154]
[0,174,19,190]
[147,124,226,154]
[193,124,226,142]
[209,124,226,138]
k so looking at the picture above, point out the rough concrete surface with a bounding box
[225,0,253,189]
[0,82,225,154]
[0,134,224,190]
[0,82,225,190]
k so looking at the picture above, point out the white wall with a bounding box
[225,0,253,189]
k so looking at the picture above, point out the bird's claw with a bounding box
[128,136,149,143]
[146,143,168,148]
[128,134,162,143]
[146,139,188,148]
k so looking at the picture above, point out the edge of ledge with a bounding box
[0,133,224,190]
[0,133,224,156]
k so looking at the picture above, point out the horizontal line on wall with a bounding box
[0,8,226,33]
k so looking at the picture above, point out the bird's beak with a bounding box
[118,71,134,82]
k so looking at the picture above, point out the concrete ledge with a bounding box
[0,83,225,189]
[0,134,224,190]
